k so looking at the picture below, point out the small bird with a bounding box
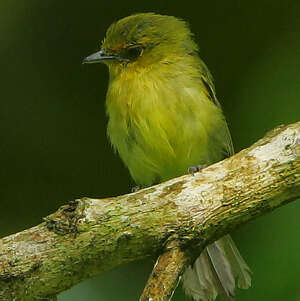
[83,13,251,301]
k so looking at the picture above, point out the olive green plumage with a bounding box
[84,13,251,301]
[101,13,233,186]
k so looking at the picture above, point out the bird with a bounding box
[83,13,251,301]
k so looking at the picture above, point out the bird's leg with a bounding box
[131,185,145,192]
[188,164,207,175]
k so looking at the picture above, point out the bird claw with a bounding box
[131,185,142,192]
[188,164,207,174]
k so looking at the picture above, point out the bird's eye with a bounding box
[123,46,143,61]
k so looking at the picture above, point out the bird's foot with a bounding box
[188,164,207,175]
[131,185,144,192]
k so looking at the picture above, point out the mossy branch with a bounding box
[0,122,300,301]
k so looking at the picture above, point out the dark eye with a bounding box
[124,46,143,61]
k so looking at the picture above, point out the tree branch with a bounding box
[139,238,191,301]
[0,122,300,301]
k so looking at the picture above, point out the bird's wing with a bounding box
[200,65,235,157]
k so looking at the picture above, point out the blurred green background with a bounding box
[1,0,300,300]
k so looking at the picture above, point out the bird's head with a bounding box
[83,13,198,74]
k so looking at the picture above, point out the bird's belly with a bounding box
[108,107,225,186]
[106,77,228,186]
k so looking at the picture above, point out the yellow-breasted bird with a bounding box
[83,13,251,301]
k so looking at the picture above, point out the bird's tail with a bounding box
[182,235,251,301]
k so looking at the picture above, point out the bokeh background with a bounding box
[1,0,300,300]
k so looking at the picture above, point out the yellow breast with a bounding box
[105,65,230,186]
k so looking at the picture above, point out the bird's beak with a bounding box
[82,50,119,64]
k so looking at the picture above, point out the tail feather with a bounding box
[195,250,219,294]
[216,235,252,289]
[182,235,251,301]
[182,253,217,301]
[206,241,235,298]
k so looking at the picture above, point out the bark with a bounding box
[0,122,299,301]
